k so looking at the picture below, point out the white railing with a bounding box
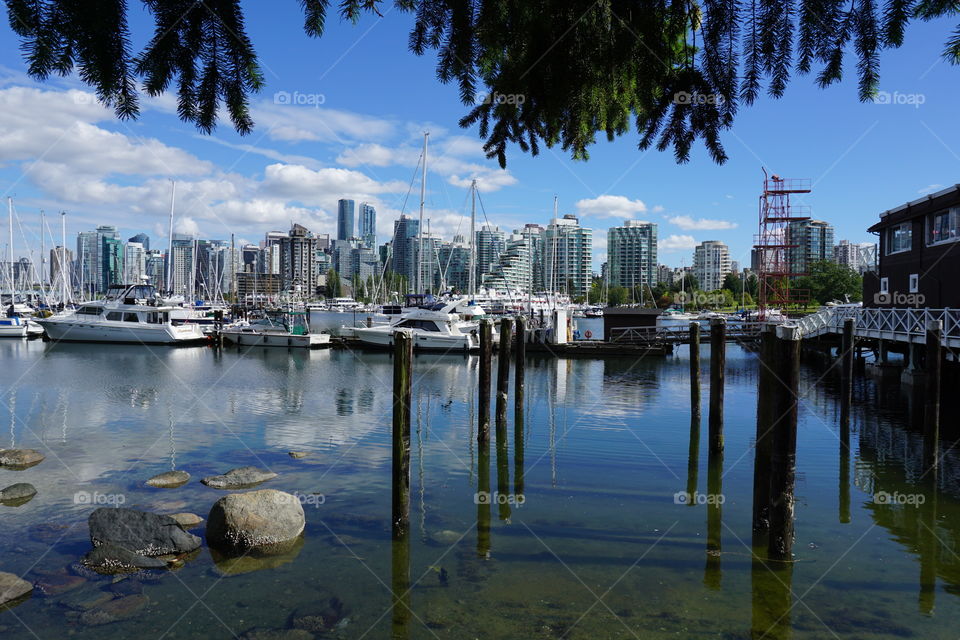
[793,307,960,344]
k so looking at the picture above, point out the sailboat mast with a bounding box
[7,197,14,297]
[468,179,476,297]
[166,180,176,294]
[40,209,45,286]
[416,132,428,293]
[61,211,67,305]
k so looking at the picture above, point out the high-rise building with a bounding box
[833,240,877,274]
[123,242,146,284]
[390,215,420,288]
[145,250,165,287]
[359,203,376,249]
[607,220,658,290]
[787,219,834,275]
[49,246,73,292]
[693,240,731,291]
[337,199,355,241]
[76,231,99,295]
[280,223,318,293]
[475,223,506,283]
[412,232,443,293]
[438,237,471,292]
[128,233,150,251]
[169,234,195,297]
[77,225,122,294]
[481,230,536,294]
[543,214,592,298]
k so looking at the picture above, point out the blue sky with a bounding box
[0,5,957,270]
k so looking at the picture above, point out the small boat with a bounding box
[584,307,604,318]
[35,284,207,345]
[353,298,481,351]
[220,312,331,348]
[0,316,28,338]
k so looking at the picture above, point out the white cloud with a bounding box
[253,102,395,144]
[260,164,407,203]
[174,216,200,236]
[575,195,647,219]
[668,215,737,231]
[659,234,698,252]
[918,183,944,195]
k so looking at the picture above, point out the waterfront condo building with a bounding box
[337,199,355,241]
[543,214,593,299]
[787,219,835,275]
[607,221,658,291]
[359,202,376,249]
[693,240,731,291]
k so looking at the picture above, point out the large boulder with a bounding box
[0,449,44,469]
[145,470,190,489]
[0,483,37,506]
[201,467,277,490]
[0,572,33,608]
[206,490,304,551]
[88,508,201,557]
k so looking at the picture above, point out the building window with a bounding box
[909,274,919,293]
[927,207,960,245]
[886,223,912,254]
[880,277,889,294]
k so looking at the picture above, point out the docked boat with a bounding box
[35,284,207,344]
[220,312,330,348]
[353,298,482,351]
[0,316,28,338]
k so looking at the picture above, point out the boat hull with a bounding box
[353,327,477,352]
[36,319,207,345]
[220,331,331,349]
[0,324,28,338]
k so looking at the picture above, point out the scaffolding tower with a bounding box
[754,170,811,320]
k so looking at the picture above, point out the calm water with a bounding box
[0,333,958,639]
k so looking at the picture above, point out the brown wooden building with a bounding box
[865,184,960,308]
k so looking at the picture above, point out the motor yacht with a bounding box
[35,284,207,344]
[220,312,331,348]
[353,298,483,351]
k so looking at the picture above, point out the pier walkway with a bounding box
[610,321,764,345]
[794,307,960,349]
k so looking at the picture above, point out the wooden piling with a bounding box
[687,321,701,505]
[496,318,513,428]
[752,326,775,535]
[840,318,854,415]
[476,435,491,558]
[923,320,942,476]
[709,318,726,453]
[478,319,492,444]
[515,316,526,418]
[767,326,801,563]
[704,447,723,590]
[391,534,411,639]
[391,330,413,539]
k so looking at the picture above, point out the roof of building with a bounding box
[868,184,960,233]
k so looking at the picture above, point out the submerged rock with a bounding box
[32,573,86,596]
[240,628,314,640]
[288,451,309,459]
[209,536,304,576]
[81,544,168,574]
[206,489,304,551]
[0,483,37,506]
[289,596,349,634]
[145,470,190,489]
[59,587,115,612]
[201,466,278,490]
[168,512,204,529]
[88,508,202,557]
[0,572,33,608]
[79,594,148,626]
[0,449,44,469]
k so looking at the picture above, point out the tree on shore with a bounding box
[7,0,959,165]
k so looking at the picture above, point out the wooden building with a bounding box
[865,184,960,308]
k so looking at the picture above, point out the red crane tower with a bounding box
[754,169,811,320]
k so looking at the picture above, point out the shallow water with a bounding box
[0,337,957,639]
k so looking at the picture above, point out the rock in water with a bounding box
[201,467,278,490]
[288,451,308,459]
[79,594,148,626]
[0,572,33,608]
[0,449,44,470]
[240,629,314,640]
[168,513,204,529]
[145,470,190,489]
[81,544,168,574]
[290,597,349,634]
[206,489,305,551]
[32,573,85,596]
[0,483,37,506]
[88,508,202,557]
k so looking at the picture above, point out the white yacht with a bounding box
[353,299,483,351]
[0,316,28,338]
[36,284,207,345]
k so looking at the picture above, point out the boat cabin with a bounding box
[104,284,162,306]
